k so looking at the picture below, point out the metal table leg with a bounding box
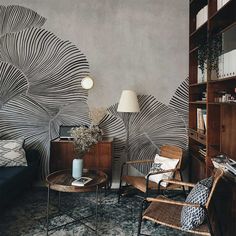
[58,192,61,212]
[95,185,98,235]
[46,184,50,236]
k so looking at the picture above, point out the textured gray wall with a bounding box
[2,0,189,107]
[1,0,189,186]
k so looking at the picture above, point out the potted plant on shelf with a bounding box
[198,35,222,81]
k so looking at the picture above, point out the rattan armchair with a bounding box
[137,169,224,236]
[118,145,184,202]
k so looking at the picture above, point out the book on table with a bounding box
[72,177,92,186]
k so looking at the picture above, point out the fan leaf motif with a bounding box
[0,27,89,109]
[0,61,28,108]
[108,95,188,174]
[0,95,91,179]
[0,5,46,37]
[169,77,189,127]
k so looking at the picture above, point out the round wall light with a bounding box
[81,76,94,90]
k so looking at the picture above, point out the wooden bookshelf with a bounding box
[189,1,236,235]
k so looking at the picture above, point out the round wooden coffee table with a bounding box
[46,169,108,235]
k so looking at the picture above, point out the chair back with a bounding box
[159,145,183,169]
[206,168,224,209]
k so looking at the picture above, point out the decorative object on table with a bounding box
[0,139,27,167]
[81,76,94,89]
[89,107,107,125]
[117,90,140,160]
[71,177,92,186]
[89,106,107,139]
[70,125,102,179]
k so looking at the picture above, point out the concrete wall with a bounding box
[2,0,189,107]
[1,0,189,185]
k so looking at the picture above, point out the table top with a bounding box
[46,169,108,192]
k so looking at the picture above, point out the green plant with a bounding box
[208,35,222,74]
[198,35,222,77]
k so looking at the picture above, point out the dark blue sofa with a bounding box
[0,150,39,209]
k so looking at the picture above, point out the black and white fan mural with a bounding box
[0,5,189,179]
[100,79,189,175]
[0,5,90,179]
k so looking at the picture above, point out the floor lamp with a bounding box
[117,90,140,161]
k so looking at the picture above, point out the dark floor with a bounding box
[0,188,191,236]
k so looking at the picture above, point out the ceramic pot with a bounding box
[72,158,83,179]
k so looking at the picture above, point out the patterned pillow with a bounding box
[146,154,179,187]
[0,139,27,167]
[181,177,213,230]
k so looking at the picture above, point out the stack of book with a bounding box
[196,5,208,29]
[217,0,230,10]
[197,108,207,132]
[218,49,236,79]
[212,155,236,181]
[199,148,206,158]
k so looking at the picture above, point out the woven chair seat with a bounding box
[122,175,183,193]
[143,195,210,236]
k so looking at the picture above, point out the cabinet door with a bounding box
[83,145,97,170]
[190,154,206,183]
[97,142,112,171]
[50,141,74,172]
[214,179,236,236]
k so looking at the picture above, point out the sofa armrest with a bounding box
[26,149,40,167]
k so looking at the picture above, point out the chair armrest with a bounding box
[147,168,179,178]
[146,197,200,208]
[125,159,153,165]
[159,179,195,188]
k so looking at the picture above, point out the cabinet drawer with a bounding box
[198,133,206,144]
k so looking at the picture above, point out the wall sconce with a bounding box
[81,76,94,90]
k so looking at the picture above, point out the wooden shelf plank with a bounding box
[190,21,207,38]
[209,75,236,83]
[190,81,207,87]
[189,101,207,104]
[209,0,236,34]
[190,0,208,16]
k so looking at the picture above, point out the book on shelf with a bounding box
[218,49,236,79]
[197,108,206,132]
[217,0,230,11]
[71,177,92,186]
[196,5,208,29]
[199,148,206,157]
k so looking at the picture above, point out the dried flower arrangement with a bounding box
[70,107,107,158]
[89,107,107,125]
[70,125,102,158]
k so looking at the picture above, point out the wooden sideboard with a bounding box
[50,138,113,186]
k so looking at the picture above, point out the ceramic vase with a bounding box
[72,158,83,179]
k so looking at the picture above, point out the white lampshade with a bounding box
[117,90,140,113]
[81,76,94,89]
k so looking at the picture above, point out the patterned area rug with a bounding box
[0,188,191,236]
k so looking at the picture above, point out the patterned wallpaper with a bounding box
[0,5,188,180]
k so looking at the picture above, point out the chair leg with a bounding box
[137,200,146,236]
[212,201,223,236]
[118,163,126,203]
[179,171,187,198]
[118,180,123,203]
[202,206,214,236]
